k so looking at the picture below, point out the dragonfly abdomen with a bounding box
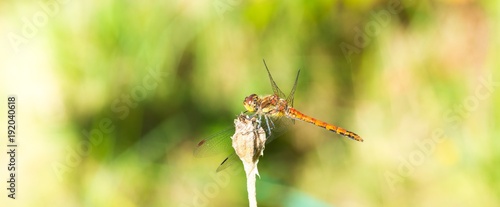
[287,108,363,142]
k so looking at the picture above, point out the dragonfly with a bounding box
[194,60,363,172]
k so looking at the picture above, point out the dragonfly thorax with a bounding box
[243,94,288,116]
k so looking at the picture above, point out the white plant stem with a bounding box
[232,114,266,207]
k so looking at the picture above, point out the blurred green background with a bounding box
[1,0,499,206]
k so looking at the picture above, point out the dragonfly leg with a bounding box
[255,113,262,129]
[268,116,275,129]
[264,115,273,136]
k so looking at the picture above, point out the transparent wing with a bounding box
[263,59,286,98]
[194,127,234,157]
[265,114,294,143]
[194,127,240,172]
[286,69,301,107]
[216,153,239,172]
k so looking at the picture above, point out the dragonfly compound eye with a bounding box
[243,94,258,112]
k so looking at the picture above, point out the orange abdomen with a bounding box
[286,108,363,142]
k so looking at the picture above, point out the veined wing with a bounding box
[263,60,286,98]
[194,127,234,157]
[215,152,239,172]
[262,59,301,107]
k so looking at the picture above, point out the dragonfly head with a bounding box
[243,94,259,112]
